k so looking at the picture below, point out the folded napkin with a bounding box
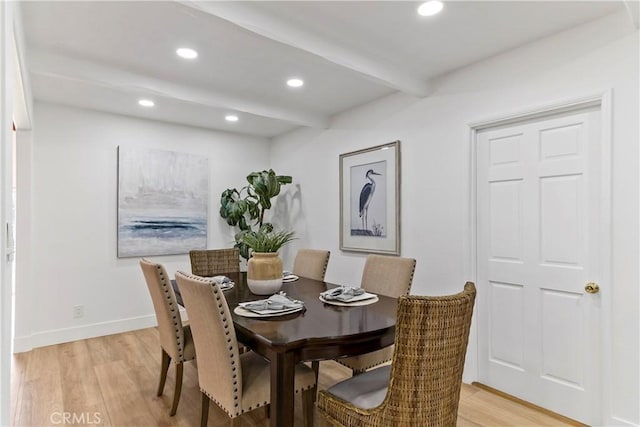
[241,292,303,314]
[320,286,366,302]
[207,275,233,288]
[211,276,231,285]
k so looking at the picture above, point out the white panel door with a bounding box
[477,109,602,425]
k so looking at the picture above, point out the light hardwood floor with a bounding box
[11,327,577,426]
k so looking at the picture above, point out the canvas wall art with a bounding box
[340,141,400,255]
[117,146,208,257]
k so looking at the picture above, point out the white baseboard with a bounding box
[12,335,33,353]
[12,314,157,353]
[609,416,639,427]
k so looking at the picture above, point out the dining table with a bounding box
[172,271,397,427]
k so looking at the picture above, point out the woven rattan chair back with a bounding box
[189,248,240,277]
[319,282,477,426]
[292,249,330,281]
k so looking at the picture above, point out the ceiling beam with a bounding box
[29,51,329,129]
[623,1,639,29]
[180,1,432,98]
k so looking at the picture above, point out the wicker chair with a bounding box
[175,271,317,427]
[336,255,416,375]
[318,282,476,427]
[139,259,195,416]
[189,248,240,277]
[292,249,331,281]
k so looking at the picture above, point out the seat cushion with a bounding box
[337,346,393,373]
[325,365,391,410]
[239,351,317,414]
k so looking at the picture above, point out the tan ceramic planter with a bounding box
[247,252,283,295]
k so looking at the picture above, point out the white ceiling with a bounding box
[20,1,625,138]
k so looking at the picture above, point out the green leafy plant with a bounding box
[239,229,296,253]
[219,169,292,259]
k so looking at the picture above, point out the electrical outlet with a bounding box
[73,305,84,319]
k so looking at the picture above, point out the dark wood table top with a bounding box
[173,272,398,356]
[172,271,398,426]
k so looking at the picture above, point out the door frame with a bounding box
[465,91,613,424]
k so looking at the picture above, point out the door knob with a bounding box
[585,282,600,294]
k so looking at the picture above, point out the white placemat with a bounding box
[319,294,379,306]
[234,305,304,318]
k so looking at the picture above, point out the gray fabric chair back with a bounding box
[175,271,242,415]
[293,249,330,281]
[361,254,416,297]
[140,259,186,361]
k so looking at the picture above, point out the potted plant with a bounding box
[219,169,292,260]
[240,228,296,295]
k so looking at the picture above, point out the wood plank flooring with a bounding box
[11,327,576,426]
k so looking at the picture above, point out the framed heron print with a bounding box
[340,140,400,255]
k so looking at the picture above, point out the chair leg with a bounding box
[311,361,320,404]
[157,349,171,396]
[302,388,315,427]
[200,392,210,427]
[169,362,184,416]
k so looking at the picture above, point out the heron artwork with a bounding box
[359,169,382,232]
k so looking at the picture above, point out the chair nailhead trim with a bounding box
[151,263,187,360]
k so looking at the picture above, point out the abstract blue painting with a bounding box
[117,146,208,257]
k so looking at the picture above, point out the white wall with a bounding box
[14,103,270,351]
[270,12,639,426]
[0,2,15,425]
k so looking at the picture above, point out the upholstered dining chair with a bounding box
[189,247,240,277]
[318,282,476,427]
[292,249,331,281]
[174,271,317,427]
[139,259,195,416]
[336,254,416,375]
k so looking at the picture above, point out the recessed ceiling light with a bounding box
[286,78,304,88]
[176,47,198,59]
[418,1,443,17]
[225,115,239,122]
[138,99,155,107]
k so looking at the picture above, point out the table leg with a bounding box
[270,351,295,427]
